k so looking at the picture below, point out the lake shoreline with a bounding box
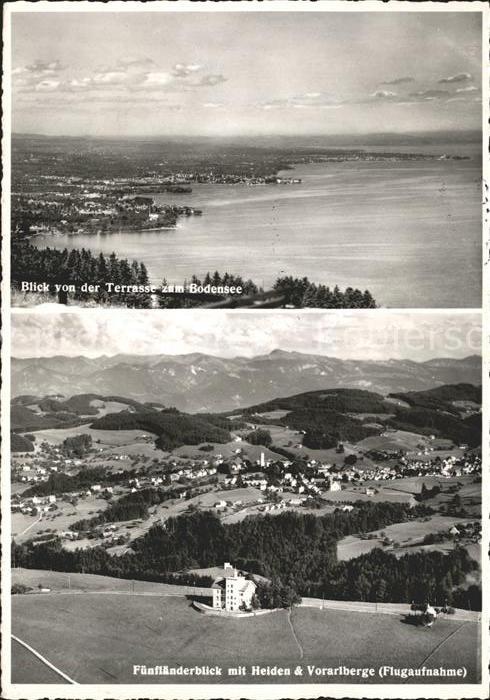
[27,152,481,308]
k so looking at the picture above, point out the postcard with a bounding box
[3,1,486,310]
[1,2,488,700]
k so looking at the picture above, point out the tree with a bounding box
[353,573,371,601]
[245,429,272,447]
[302,285,317,307]
[376,578,388,603]
[138,262,149,285]
[63,434,92,458]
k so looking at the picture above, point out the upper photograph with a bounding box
[6,7,484,309]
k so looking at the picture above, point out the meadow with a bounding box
[337,514,480,562]
[11,584,480,684]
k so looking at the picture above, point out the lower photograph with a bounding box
[4,308,485,696]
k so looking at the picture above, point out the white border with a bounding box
[2,1,489,699]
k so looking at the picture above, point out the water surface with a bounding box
[32,148,482,307]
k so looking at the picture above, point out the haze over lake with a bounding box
[32,142,482,308]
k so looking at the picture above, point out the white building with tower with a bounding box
[211,562,257,612]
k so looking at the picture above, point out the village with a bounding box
[12,180,203,238]
[11,427,481,555]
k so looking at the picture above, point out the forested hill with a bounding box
[386,384,482,447]
[234,384,482,449]
[89,408,233,451]
[11,382,482,450]
[389,383,482,412]
[239,388,390,415]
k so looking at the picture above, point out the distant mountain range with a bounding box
[11,351,482,414]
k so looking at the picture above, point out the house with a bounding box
[211,563,257,612]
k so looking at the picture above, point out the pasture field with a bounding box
[11,568,210,595]
[203,486,264,506]
[84,455,142,470]
[150,486,264,526]
[336,537,384,561]
[337,515,480,562]
[170,441,281,462]
[88,400,132,416]
[323,486,415,505]
[254,410,291,420]
[11,589,481,684]
[65,486,265,550]
[364,475,447,495]
[357,430,428,452]
[357,431,454,456]
[12,638,66,684]
[26,426,156,447]
[249,422,364,464]
[11,496,109,542]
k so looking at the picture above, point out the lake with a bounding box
[31,147,482,308]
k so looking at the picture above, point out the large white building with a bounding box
[211,563,257,612]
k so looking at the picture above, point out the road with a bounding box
[16,512,43,538]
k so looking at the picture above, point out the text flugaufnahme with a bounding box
[132,664,468,680]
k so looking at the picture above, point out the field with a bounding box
[27,425,157,448]
[337,514,480,562]
[10,573,481,684]
[12,638,66,684]
[171,440,282,463]
[11,495,109,543]
[11,568,208,596]
[322,484,416,505]
[250,421,363,463]
[357,430,454,455]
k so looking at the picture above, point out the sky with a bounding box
[11,310,482,362]
[10,9,483,136]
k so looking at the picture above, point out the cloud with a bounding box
[438,72,472,84]
[93,71,130,86]
[409,89,450,100]
[260,92,340,110]
[372,90,398,100]
[13,57,227,97]
[11,309,481,363]
[66,77,93,92]
[197,74,227,87]
[380,76,415,86]
[117,56,155,70]
[172,63,202,77]
[455,85,479,94]
[139,72,174,88]
[25,60,64,75]
[13,59,66,91]
[34,79,61,92]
